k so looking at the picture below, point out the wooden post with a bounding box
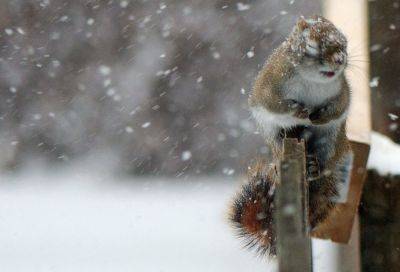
[275,138,312,272]
[360,172,400,272]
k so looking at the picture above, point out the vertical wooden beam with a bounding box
[276,138,312,272]
[315,0,371,245]
[314,1,372,271]
[323,0,371,146]
[360,172,400,271]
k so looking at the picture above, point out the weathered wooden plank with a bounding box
[276,138,312,272]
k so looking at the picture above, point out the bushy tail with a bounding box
[229,160,278,256]
[229,154,352,256]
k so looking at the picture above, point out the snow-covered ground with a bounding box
[0,166,275,272]
[0,165,357,272]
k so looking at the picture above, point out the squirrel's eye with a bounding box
[304,52,321,61]
[305,43,319,57]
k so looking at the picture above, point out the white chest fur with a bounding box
[250,74,342,137]
[282,74,341,107]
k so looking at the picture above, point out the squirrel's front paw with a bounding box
[286,100,310,119]
[309,106,330,124]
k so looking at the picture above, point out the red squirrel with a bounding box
[230,15,353,256]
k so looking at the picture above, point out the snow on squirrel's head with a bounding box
[288,15,348,83]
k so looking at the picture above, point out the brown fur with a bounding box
[230,15,352,256]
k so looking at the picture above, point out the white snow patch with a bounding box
[0,170,274,272]
[367,131,400,175]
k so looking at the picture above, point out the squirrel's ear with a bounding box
[297,16,309,32]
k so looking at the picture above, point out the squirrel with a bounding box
[230,15,353,256]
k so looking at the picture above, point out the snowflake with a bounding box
[142,122,151,128]
[125,126,134,133]
[5,28,13,35]
[369,77,379,88]
[181,151,192,161]
[87,18,95,26]
[120,1,129,8]
[237,3,250,11]
[99,65,111,76]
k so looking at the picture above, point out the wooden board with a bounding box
[276,139,312,272]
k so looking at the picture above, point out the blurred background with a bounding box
[0,0,320,176]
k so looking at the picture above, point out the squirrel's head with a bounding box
[289,15,348,83]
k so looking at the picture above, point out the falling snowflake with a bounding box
[87,18,95,26]
[181,151,192,161]
[237,2,250,11]
[60,15,69,22]
[223,168,235,176]
[212,52,220,60]
[33,114,42,120]
[142,122,151,128]
[125,126,134,133]
[16,27,25,35]
[120,1,129,8]
[103,79,111,87]
[106,88,116,96]
[388,113,399,121]
[369,77,379,88]
[5,28,13,35]
[370,44,382,52]
[98,65,111,76]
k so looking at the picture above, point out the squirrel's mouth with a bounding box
[320,71,336,78]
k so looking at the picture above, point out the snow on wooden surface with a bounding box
[367,131,400,175]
